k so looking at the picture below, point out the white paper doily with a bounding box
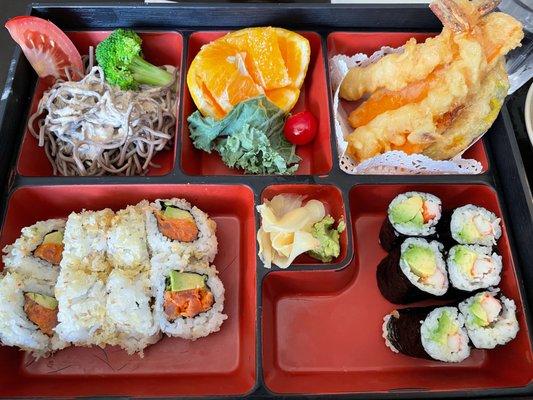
[330,50,483,175]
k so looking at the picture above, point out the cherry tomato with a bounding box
[5,16,83,80]
[283,111,318,145]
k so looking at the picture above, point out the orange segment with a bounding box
[265,87,300,113]
[276,28,311,88]
[188,41,263,114]
[187,27,310,119]
[188,75,226,119]
[224,27,290,90]
[199,81,226,120]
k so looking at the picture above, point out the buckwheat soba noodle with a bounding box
[28,49,178,176]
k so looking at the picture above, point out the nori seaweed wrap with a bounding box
[383,305,435,360]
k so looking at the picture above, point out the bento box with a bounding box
[0,2,532,399]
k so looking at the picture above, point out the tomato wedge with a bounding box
[5,16,83,80]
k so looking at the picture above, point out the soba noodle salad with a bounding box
[12,23,179,176]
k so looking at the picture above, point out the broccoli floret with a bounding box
[95,29,173,90]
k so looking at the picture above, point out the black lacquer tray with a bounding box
[0,3,532,398]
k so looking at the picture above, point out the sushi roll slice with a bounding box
[105,269,160,355]
[447,245,502,292]
[450,205,502,246]
[458,290,519,349]
[55,209,114,346]
[383,306,470,362]
[2,219,65,285]
[105,204,160,355]
[55,269,110,345]
[377,238,448,304]
[146,199,218,263]
[380,192,441,252]
[107,202,150,270]
[152,258,227,340]
[61,209,114,272]
[0,272,66,357]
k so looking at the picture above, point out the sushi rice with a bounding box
[447,245,502,291]
[146,198,217,263]
[458,290,519,349]
[2,218,65,285]
[152,255,227,340]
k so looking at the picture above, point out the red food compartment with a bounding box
[263,184,532,394]
[0,184,256,397]
[17,31,183,177]
[261,184,348,266]
[327,32,490,172]
[181,31,333,176]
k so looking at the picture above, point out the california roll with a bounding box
[377,238,448,304]
[447,245,502,292]
[449,205,501,246]
[383,305,470,362]
[380,192,441,251]
[458,290,519,349]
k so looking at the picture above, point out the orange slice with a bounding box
[187,27,310,119]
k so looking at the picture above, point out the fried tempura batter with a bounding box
[340,0,523,162]
[423,59,509,160]
[339,30,455,101]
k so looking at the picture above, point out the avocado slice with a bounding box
[403,245,436,278]
[453,246,477,277]
[430,311,458,345]
[42,230,63,245]
[469,300,489,327]
[25,292,58,310]
[390,196,424,226]
[457,221,481,243]
[168,271,207,292]
[163,206,194,221]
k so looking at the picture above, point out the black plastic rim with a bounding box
[0,3,532,399]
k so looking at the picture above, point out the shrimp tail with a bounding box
[430,0,500,32]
